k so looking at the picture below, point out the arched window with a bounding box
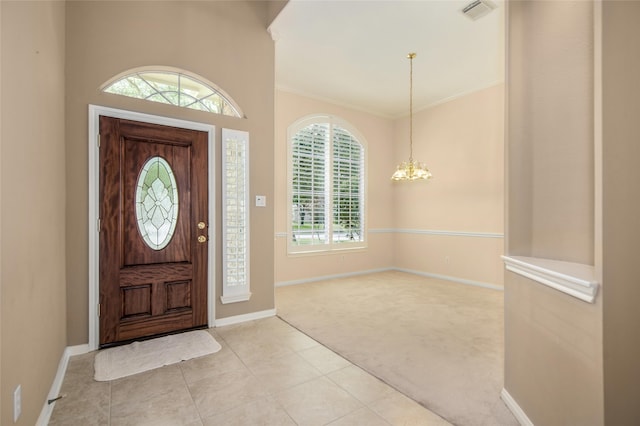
[101,67,243,118]
[288,115,366,253]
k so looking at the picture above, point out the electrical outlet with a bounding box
[14,384,22,422]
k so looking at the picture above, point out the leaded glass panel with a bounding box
[135,156,179,250]
[103,69,242,118]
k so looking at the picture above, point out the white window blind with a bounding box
[332,126,364,243]
[288,116,365,253]
[221,128,250,304]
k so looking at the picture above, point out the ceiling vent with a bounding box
[462,0,497,21]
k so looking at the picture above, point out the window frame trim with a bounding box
[100,65,245,119]
[287,114,368,255]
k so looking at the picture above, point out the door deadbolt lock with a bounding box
[198,235,207,243]
[197,222,206,230]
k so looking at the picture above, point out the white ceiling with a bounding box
[269,0,505,118]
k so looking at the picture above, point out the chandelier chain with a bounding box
[409,52,414,162]
[390,51,431,181]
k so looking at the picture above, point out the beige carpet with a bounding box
[94,330,221,381]
[276,270,517,426]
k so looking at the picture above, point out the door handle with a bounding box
[197,221,207,230]
[198,235,207,243]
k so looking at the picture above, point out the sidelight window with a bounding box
[221,128,250,303]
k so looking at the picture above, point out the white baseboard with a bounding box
[501,388,534,426]
[276,267,393,287]
[37,310,280,425]
[276,267,502,291]
[36,344,91,426]
[394,268,503,291]
[214,308,276,327]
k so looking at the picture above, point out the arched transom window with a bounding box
[102,67,243,118]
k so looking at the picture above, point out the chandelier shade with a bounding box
[391,53,432,182]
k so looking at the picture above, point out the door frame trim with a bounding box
[88,105,216,351]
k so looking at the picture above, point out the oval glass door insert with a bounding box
[135,156,179,250]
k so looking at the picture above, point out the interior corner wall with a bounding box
[267,0,289,26]
[274,90,395,284]
[1,2,67,424]
[505,271,603,425]
[0,3,3,423]
[504,2,603,425]
[275,85,504,287]
[393,84,505,287]
[65,0,275,344]
[602,2,640,424]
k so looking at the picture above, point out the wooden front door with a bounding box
[99,116,209,347]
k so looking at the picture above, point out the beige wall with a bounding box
[0,2,3,422]
[602,2,640,423]
[65,1,276,344]
[505,2,603,425]
[505,272,603,425]
[507,1,594,265]
[394,84,505,286]
[274,90,395,284]
[267,0,288,26]
[1,2,67,424]
[275,85,504,287]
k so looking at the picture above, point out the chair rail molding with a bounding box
[276,228,504,239]
[502,255,599,303]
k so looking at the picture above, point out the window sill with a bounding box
[220,292,252,304]
[287,246,367,257]
[501,256,599,303]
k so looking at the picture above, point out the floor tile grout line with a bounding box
[274,334,370,425]
[178,359,205,425]
[186,333,255,422]
[277,312,454,424]
[52,316,451,425]
[322,405,393,426]
[269,391,302,426]
[108,380,112,426]
[189,330,301,423]
[218,320,372,425]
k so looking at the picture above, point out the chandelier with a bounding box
[391,53,433,182]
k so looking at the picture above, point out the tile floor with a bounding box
[49,317,451,425]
